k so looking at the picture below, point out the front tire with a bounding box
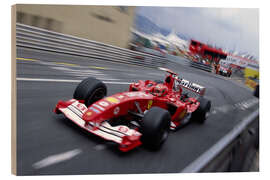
[73,77,107,107]
[141,107,171,150]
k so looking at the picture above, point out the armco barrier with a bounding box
[181,109,259,172]
[166,54,190,66]
[16,23,196,71]
[190,61,213,72]
[16,23,168,68]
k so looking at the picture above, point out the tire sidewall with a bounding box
[193,97,211,123]
[73,77,107,107]
[141,107,171,149]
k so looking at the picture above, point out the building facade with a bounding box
[16,4,136,48]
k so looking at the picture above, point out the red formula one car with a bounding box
[216,63,232,77]
[54,68,211,152]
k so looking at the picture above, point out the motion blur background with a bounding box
[16,5,136,48]
[16,4,259,81]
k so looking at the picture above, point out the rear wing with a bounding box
[177,78,206,96]
[158,67,206,96]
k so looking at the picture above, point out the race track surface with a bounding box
[16,47,258,175]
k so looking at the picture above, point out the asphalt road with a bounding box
[16,47,259,175]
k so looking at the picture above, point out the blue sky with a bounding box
[136,7,259,60]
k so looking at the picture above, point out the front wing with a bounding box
[54,100,142,152]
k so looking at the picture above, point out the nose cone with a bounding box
[82,96,123,123]
[82,104,109,122]
[82,110,96,121]
[82,91,154,123]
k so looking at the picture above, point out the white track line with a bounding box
[16,77,132,84]
[32,149,82,169]
[209,98,259,115]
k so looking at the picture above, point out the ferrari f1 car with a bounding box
[54,68,211,152]
[217,63,232,77]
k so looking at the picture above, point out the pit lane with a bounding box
[16,47,258,175]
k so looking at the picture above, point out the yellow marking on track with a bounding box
[54,62,78,66]
[88,66,107,70]
[16,57,38,62]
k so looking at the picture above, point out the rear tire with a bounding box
[192,97,211,124]
[73,77,107,107]
[141,107,171,150]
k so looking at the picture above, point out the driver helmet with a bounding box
[152,84,169,97]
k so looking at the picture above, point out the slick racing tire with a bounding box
[192,97,211,124]
[73,77,107,107]
[141,107,171,150]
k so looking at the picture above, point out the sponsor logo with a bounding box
[99,101,109,107]
[93,104,105,111]
[126,92,150,98]
[89,107,100,113]
[75,103,87,113]
[117,95,124,99]
[225,55,251,67]
[178,79,204,94]
[118,126,128,133]
[113,107,120,115]
[105,97,120,104]
[86,111,92,116]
